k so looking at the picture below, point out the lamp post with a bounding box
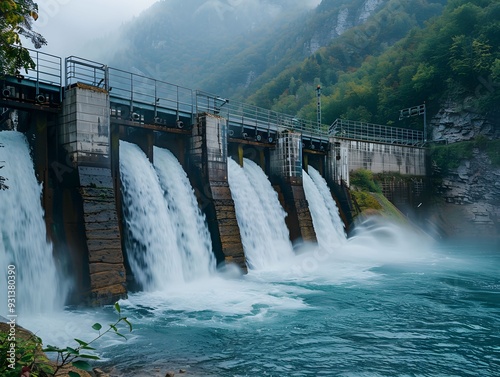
[316,85,321,130]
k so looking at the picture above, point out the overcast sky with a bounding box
[32,0,321,61]
[33,0,157,58]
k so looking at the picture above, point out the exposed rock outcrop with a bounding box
[431,104,500,143]
[429,103,500,239]
[0,322,92,377]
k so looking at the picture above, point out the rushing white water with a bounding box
[0,131,65,315]
[303,166,346,251]
[119,141,214,291]
[228,158,294,270]
[153,146,215,280]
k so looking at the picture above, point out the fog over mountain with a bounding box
[104,0,322,90]
[102,0,450,104]
[31,0,156,58]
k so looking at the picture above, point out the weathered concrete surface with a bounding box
[270,131,316,244]
[79,166,127,305]
[59,84,110,166]
[190,114,247,271]
[273,181,316,244]
[347,140,426,176]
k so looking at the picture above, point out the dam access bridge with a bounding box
[1,48,427,305]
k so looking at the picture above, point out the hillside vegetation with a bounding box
[250,0,500,128]
[108,0,499,133]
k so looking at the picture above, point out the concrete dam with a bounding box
[0,49,426,306]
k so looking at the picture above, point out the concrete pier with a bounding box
[190,113,247,271]
[270,131,316,244]
[59,84,126,305]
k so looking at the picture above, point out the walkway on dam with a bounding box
[1,47,424,149]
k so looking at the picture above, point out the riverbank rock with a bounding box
[93,368,110,377]
[0,322,92,377]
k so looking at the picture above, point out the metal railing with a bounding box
[107,67,194,118]
[3,47,63,101]
[4,53,424,147]
[65,56,107,89]
[195,91,330,141]
[329,119,424,146]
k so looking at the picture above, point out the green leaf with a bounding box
[66,347,80,355]
[114,302,121,314]
[20,354,34,362]
[115,332,127,339]
[80,345,97,351]
[79,354,101,360]
[44,345,63,353]
[68,371,81,377]
[72,360,93,371]
[74,338,89,347]
[74,338,96,350]
[110,324,118,332]
[123,318,133,332]
[92,323,102,331]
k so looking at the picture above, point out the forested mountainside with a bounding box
[108,0,498,132]
[263,0,500,128]
[108,0,446,106]
[218,0,447,106]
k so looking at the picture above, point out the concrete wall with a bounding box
[59,84,110,165]
[326,138,350,186]
[271,131,302,181]
[346,140,426,176]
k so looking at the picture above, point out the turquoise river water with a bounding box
[23,235,499,377]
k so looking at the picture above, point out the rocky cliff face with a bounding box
[429,103,500,240]
[306,0,386,55]
[432,102,500,143]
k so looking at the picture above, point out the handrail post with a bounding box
[176,85,179,120]
[104,65,109,92]
[154,79,158,119]
[59,56,63,102]
[129,72,134,118]
[35,50,40,95]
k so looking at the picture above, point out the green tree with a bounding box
[0,0,46,75]
[449,35,493,81]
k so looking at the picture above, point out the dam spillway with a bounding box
[0,131,66,314]
[0,50,427,305]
